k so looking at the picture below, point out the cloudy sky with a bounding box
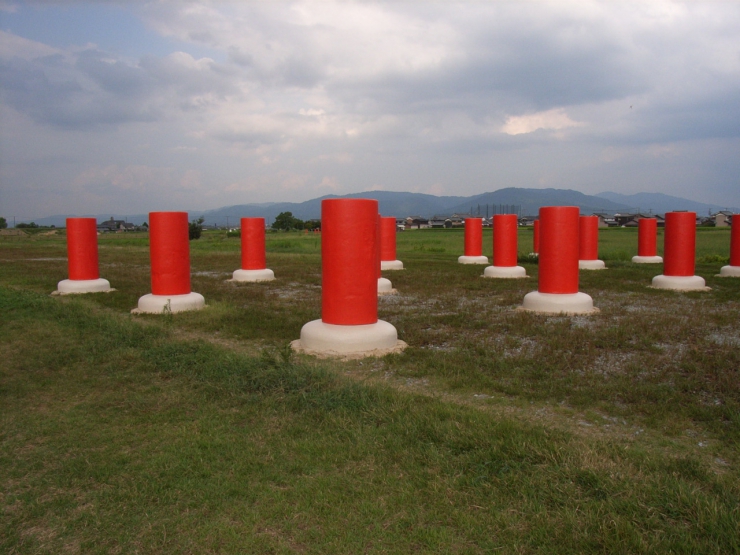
[1,1,739,220]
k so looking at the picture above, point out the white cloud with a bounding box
[501,108,585,136]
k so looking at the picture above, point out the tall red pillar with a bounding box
[483,214,527,278]
[651,211,708,290]
[578,215,606,270]
[293,199,404,356]
[632,218,663,263]
[55,217,113,294]
[458,217,488,264]
[232,217,275,282]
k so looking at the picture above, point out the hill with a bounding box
[21,188,732,228]
[596,192,739,215]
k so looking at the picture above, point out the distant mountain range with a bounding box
[21,187,738,228]
[595,191,738,216]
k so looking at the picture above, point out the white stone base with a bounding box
[632,255,663,264]
[55,278,113,295]
[292,319,407,358]
[231,268,275,282]
[458,255,489,265]
[520,291,598,315]
[132,292,206,314]
[651,274,710,291]
[719,265,740,277]
[378,277,397,296]
[579,259,606,270]
[483,265,528,279]
[381,260,404,271]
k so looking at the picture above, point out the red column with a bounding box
[533,219,540,254]
[637,218,658,257]
[493,214,518,267]
[538,206,579,294]
[149,212,191,296]
[464,218,483,256]
[376,215,382,279]
[240,218,266,270]
[663,212,696,277]
[579,215,599,261]
[380,217,397,261]
[66,218,100,280]
[321,199,378,325]
[731,214,740,267]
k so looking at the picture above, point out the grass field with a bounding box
[1,227,738,554]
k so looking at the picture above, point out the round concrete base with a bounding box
[55,278,113,295]
[632,255,663,264]
[132,292,206,314]
[458,255,489,265]
[520,291,598,315]
[381,260,404,271]
[719,265,740,277]
[483,265,528,279]
[231,268,275,282]
[651,274,710,291]
[579,259,606,270]
[378,277,397,296]
[292,319,407,358]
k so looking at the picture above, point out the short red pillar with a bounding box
[68,218,100,280]
[533,219,540,254]
[377,215,395,295]
[134,211,205,313]
[664,212,696,277]
[55,217,112,294]
[232,217,275,282]
[652,211,708,290]
[632,218,663,263]
[732,216,740,267]
[293,199,404,356]
[578,215,605,269]
[721,215,740,276]
[459,217,488,264]
[380,216,403,270]
[483,214,527,278]
[521,206,596,314]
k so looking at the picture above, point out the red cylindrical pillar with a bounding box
[149,212,191,296]
[492,214,518,267]
[538,206,579,294]
[533,219,540,254]
[240,217,266,270]
[663,211,696,277]
[637,218,658,257]
[730,214,740,267]
[380,217,397,261]
[66,218,100,280]
[321,199,378,325]
[579,215,599,261]
[376,215,382,279]
[464,218,483,256]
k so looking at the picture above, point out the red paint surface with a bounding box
[66,218,99,280]
[637,218,658,257]
[464,218,483,256]
[579,215,599,261]
[538,206,579,294]
[321,199,378,325]
[380,216,397,261]
[533,219,540,254]
[664,212,696,277]
[731,215,740,267]
[240,218,266,270]
[492,214,518,267]
[149,212,191,295]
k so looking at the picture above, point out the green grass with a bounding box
[1,228,739,554]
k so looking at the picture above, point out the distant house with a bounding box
[714,211,734,227]
[97,217,134,232]
[403,216,429,229]
[613,213,665,228]
[518,216,537,227]
[591,213,617,227]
